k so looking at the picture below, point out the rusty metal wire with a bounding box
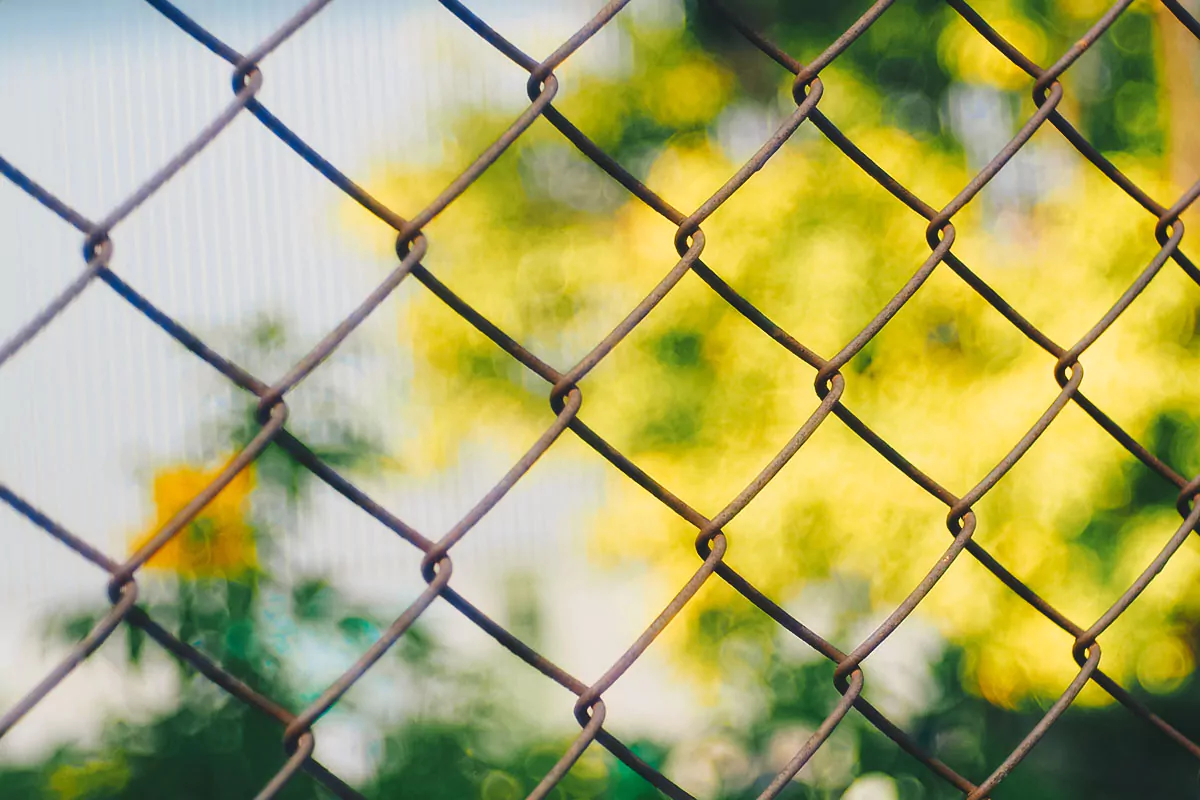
[1,0,1199,797]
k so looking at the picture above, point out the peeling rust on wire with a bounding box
[1,0,1199,798]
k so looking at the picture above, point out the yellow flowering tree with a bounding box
[345,1,1200,706]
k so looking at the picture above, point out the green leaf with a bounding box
[292,579,335,622]
[396,623,435,664]
[57,612,101,645]
[126,625,146,667]
[337,616,380,644]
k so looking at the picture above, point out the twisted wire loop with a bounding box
[0,0,1198,798]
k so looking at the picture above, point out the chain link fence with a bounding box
[1,0,1199,797]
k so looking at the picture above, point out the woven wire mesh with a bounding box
[2,0,1199,797]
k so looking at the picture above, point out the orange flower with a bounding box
[129,461,257,578]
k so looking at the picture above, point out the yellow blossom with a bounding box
[129,461,257,578]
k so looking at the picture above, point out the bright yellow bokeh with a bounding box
[1057,0,1125,20]
[640,59,734,129]
[129,461,257,578]
[342,12,1198,705]
[938,14,1046,90]
[1137,634,1195,692]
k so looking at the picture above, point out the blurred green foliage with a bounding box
[688,0,1164,153]
[5,569,1198,798]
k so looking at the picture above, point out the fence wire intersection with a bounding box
[1,0,1200,797]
